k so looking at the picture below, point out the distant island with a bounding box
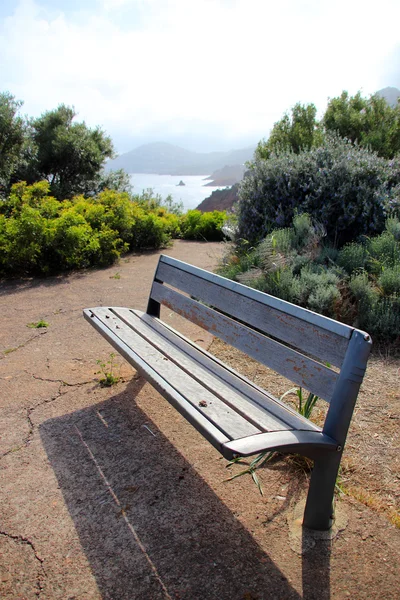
[106,141,255,176]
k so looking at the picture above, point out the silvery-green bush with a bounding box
[238,136,400,246]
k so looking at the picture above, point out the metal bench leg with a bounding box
[302,453,342,531]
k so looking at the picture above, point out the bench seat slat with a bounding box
[85,307,262,441]
[156,261,348,368]
[151,282,338,402]
[84,308,231,449]
[221,431,339,460]
[113,307,311,433]
[131,310,320,433]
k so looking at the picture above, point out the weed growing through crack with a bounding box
[27,320,49,328]
[96,352,121,386]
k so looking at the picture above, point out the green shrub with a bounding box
[180,210,226,241]
[153,207,181,238]
[238,263,340,317]
[337,220,400,278]
[385,217,400,240]
[0,182,183,276]
[378,266,400,296]
[291,254,312,274]
[316,246,339,265]
[134,189,184,215]
[368,231,400,271]
[238,136,398,246]
[297,267,340,315]
[221,209,400,345]
[2,205,49,272]
[292,212,322,251]
[307,283,341,315]
[337,242,368,274]
[263,267,302,302]
[217,242,260,281]
[344,272,400,341]
[269,228,294,255]
[366,298,400,342]
[349,272,378,304]
[256,236,287,272]
[77,190,136,245]
[130,210,171,249]
[1,180,53,217]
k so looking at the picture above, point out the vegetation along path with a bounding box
[0,240,399,599]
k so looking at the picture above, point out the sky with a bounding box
[1,0,399,153]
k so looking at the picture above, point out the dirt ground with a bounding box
[0,239,399,600]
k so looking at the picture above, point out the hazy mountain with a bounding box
[376,87,400,107]
[106,142,255,175]
[203,164,245,186]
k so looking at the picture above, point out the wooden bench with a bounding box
[84,255,372,530]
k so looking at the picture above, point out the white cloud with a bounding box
[1,0,399,150]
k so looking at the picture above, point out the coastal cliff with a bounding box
[196,183,239,212]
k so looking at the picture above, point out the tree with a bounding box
[323,91,400,159]
[24,105,115,199]
[0,92,26,196]
[255,103,323,160]
[94,168,133,195]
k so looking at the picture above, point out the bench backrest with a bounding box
[148,255,371,441]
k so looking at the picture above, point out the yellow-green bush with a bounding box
[0,182,172,274]
[0,182,227,276]
[180,210,226,241]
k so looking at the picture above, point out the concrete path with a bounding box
[1,240,399,599]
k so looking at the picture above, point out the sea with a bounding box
[129,173,224,212]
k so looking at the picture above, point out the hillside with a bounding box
[203,164,245,186]
[106,142,255,175]
[376,86,400,107]
[196,184,239,212]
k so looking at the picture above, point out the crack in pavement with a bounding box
[0,377,93,461]
[1,331,48,361]
[26,371,94,387]
[0,530,46,597]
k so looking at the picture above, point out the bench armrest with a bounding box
[222,430,339,460]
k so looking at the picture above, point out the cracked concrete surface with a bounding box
[0,242,225,599]
[0,530,45,597]
[1,241,399,599]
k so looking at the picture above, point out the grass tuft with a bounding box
[225,452,275,495]
[341,485,400,529]
[27,320,49,328]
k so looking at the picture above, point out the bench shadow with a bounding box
[0,272,86,297]
[302,537,332,600]
[0,249,158,298]
[40,379,331,600]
